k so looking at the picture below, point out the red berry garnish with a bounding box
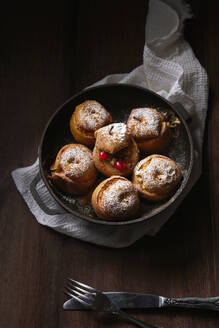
[99,151,108,161]
[115,160,126,170]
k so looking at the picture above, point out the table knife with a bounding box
[63,292,219,311]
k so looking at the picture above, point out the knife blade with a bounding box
[63,293,219,311]
[63,292,162,310]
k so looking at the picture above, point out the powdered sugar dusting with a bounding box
[101,178,138,217]
[98,123,127,142]
[95,123,130,154]
[127,108,161,138]
[79,101,111,131]
[60,145,93,178]
[136,157,180,193]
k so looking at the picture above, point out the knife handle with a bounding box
[162,297,219,311]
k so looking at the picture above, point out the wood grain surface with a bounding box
[0,1,218,327]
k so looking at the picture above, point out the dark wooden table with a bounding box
[1,1,218,327]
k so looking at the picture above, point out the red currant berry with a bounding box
[99,151,108,161]
[115,160,126,170]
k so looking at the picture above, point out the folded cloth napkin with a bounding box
[12,0,208,248]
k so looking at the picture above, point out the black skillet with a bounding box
[31,83,193,231]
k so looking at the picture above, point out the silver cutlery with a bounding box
[64,279,162,328]
[64,290,219,312]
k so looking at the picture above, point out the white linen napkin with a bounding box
[11,0,208,248]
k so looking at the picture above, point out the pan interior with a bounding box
[40,84,192,224]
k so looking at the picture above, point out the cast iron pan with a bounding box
[36,83,193,225]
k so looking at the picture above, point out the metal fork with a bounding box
[64,279,162,328]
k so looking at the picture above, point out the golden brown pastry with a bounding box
[93,123,139,177]
[70,100,112,146]
[133,154,182,201]
[50,144,97,195]
[92,176,140,221]
[127,107,172,153]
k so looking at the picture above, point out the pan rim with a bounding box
[39,83,194,226]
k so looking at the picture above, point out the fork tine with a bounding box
[66,286,94,303]
[68,279,97,293]
[63,289,74,299]
[67,281,95,296]
[65,290,90,307]
[65,286,78,296]
[64,286,92,307]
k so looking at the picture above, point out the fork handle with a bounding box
[117,309,161,328]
